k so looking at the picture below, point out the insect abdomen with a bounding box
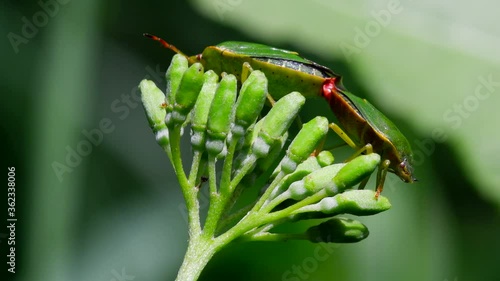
[254,58,332,78]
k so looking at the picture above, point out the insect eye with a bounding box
[399,158,415,180]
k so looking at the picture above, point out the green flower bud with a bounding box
[232,119,264,173]
[292,156,323,175]
[271,150,333,181]
[169,62,204,124]
[280,116,329,174]
[252,92,305,158]
[332,153,380,194]
[253,132,287,175]
[298,190,391,218]
[316,151,334,167]
[139,79,167,133]
[206,74,237,156]
[191,71,219,150]
[139,79,170,149]
[288,163,345,200]
[270,155,323,199]
[237,132,287,189]
[306,217,369,243]
[240,118,264,151]
[232,71,268,137]
[165,54,189,106]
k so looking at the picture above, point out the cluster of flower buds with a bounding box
[140,54,391,245]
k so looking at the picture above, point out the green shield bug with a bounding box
[144,34,417,196]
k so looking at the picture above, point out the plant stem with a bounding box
[169,126,201,235]
[175,236,218,281]
[238,232,306,242]
[204,139,239,236]
[188,150,203,186]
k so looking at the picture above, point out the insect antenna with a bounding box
[143,33,194,63]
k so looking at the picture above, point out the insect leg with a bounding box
[357,176,370,190]
[325,126,374,190]
[346,143,374,162]
[329,123,358,150]
[328,123,373,161]
[241,62,253,84]
[375,159,390,198]
[326,124,378,191]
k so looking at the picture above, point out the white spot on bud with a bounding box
[289,181,308,200]
[252,137,270,158]
[319,197,339,214]
[280,156,298,174]
[155,128,169,142]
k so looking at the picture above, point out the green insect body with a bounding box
[197,42,334,100]
[144,34,416,194]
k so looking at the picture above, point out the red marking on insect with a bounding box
[321,78,337,100]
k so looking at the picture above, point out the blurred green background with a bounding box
[2,0,500,280]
